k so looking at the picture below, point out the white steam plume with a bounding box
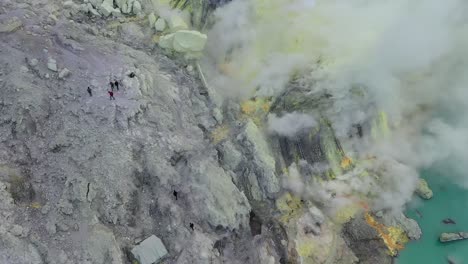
[267,112,317,138]
[205,0,468,212]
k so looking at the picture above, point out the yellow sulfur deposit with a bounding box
[240,98,272,126]
[297,239,316,258]
[340,156,353,169]
[210,125,230,144]
[371,111,390,140]
[333,204,360,224]
[30,202,42,209]
[365,212,409,256]
[276,192,303,224]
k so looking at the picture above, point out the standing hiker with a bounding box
[109,81,115,91]
[108,90,115,100]
[114,80,119,91]
[87,87,92,97]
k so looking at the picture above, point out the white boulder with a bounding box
[168,14,188,31]
[148,12,156,28]
[155,18,166,31]
[58,68,71,79]
[131,235,168,264]
[47,58,58,72]
[172,30,207,53]
[132,1,142,15]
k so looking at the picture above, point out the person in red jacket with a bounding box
[108,90,115,100]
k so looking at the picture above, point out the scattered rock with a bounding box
[58,68,71,79]
[442,218,456,225]
[131,235,168,264]
[168,15,188,31]
[87,3,101,17]
[99,0,117,17]
[89,0,104,8]
[47,58,58,72]
[20,66,29,73]
[0,17,23,33]
[29,58,38,67]
[132,1,142,15]
[58,199,73,215]
[148,12,156,28]
[155,18,166,31]
[57,222,69,232]
[10,225,23,237]
[415,178,433,199]
[440,232,468,243]
[63,1,75,8]
[112,8,122,17]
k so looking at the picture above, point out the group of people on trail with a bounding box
[108,80,119,100]
[86,79,120,100]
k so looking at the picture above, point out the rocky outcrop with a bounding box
[381,212,421,240]
[238,120,280,199]
[440,232,468,243]
[415,178,433,200]
[343,214,393,264]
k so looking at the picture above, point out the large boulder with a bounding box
[131,235,168,264]
[155,18,166,32]
[99,0,119,17]
[172,30,207,53]
[148,12,157,28]
[132,1,142,15]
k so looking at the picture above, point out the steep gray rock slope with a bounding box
[0,0,422,263]
[0,1,255,263]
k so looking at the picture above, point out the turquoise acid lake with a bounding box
[397,169,468,264]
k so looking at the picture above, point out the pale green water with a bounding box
[397,169,468,264]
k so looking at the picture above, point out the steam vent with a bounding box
[3,0,467,263]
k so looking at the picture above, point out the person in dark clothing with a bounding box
[87,87,92,96]
[189,223,194,231]
[128,72,136,78]
[114,80,119,91]
[108,91,115,100]
[109,81,115,91]
[173,190,178,200]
